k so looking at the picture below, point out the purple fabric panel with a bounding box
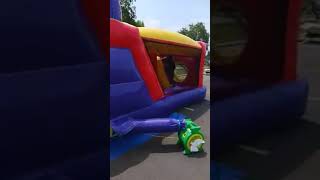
[110,48,153,118]
[110,81,153,119]
[110,48,142,84]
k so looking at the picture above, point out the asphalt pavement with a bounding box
[110,75,210,180]
[214,44,320,180]
[298,44,320,124]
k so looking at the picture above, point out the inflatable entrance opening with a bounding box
[213,0,308,150]
[213,0,303,100]
[139,27,206,95]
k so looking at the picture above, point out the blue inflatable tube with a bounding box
[213,80,308,151]
[111,87,206,134]
[113,118,185,136]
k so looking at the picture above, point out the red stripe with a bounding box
[110,19,164,101]
[198,42,206,87]
[282,0,302,81]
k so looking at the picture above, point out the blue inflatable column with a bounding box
[112,117,185,136]
[110,0,121,20]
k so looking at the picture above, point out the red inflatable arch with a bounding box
[216,0,302,83]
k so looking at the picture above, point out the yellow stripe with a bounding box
[138,27,201,49]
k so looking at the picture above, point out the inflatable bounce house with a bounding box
[0,0,106,179]
[110,0,207,158]
[212,0,309,152]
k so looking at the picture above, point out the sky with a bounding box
[135,0,210,34]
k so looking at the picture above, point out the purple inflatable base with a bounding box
[111,87,206,135]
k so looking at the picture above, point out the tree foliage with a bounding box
[178,22,209,43]
[179,22,210,65]
[120,0,144,27]
[135,19,145,27]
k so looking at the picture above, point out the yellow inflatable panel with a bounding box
[138,27,201,49]
[144,41,201,57]
[156,57,171,89]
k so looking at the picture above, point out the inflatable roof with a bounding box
[138,27,202,49]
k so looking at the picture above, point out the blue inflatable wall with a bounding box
[110,48,153,119]
[0,0,106,179]
[213,80,308,151]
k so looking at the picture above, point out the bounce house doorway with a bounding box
[213,0,300,101]
[142,33,203,96]
[212,0,308,151]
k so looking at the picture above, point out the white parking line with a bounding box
[184,107,194,111]
[239,145,270,156]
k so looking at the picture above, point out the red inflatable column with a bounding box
[198,42,206,87]
[282,0,302,81]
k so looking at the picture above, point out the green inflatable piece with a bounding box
[178,119,205,155]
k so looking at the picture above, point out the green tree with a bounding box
[120,0,144,27]
[135,20,145,27]
[178,22,209,43]
[179,22,210,65]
